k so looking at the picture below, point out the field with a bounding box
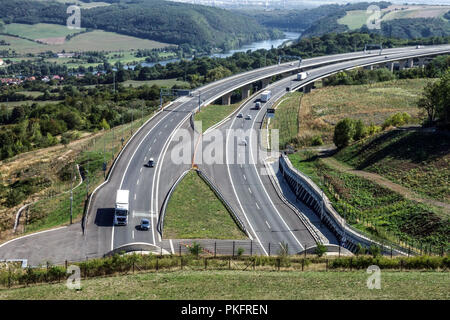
[3,23,86,43]
[337,5,450,30]
[288,151,449,250]
[1,25,173,54]
[292,78,433,147]
[194,102,241,132]
[0,270,448,300]
[164,170,247,240]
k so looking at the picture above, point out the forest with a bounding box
[0,0,281,53]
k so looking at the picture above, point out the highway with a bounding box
[1,44,449,264]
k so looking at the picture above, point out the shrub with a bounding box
[237,248,245,257]
[333,118,355,148]
[188,242,202,256]
[315,243,327,257]
[311,135,323,146]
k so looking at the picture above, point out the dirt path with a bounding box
[321,157,450,214]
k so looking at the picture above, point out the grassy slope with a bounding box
[194,103,241,133]
[0,270,448,300]
[334,129,450,204]
[164,170,247,240]
[288,151,449,248]
[294,78,433,147]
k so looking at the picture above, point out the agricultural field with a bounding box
[337,5,450,30]
[164,170,247,240]
[290,78,433,147]
[0,270,448,300]
[3,23,86,44]
[0,24,173,54]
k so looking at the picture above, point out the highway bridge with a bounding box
[1,44,449,265]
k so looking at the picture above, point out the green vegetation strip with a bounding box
[164,170,247,239]
[194,103,241,133]
[1,269,448,300]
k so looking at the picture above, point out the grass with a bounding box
[1,28,172,54]
[290,78,433,147]
[0,270,448,300]
[334,130,450,204]
[267,92,302,149]
[194,102,241,133]
[3,23,86,41]
[164,170,247,240]
[288,151,449,249]
[337,5,450,30]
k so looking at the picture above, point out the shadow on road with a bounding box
[94,208,114,227]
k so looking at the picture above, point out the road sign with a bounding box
[267,108,275,118]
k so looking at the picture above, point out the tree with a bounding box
[333,118,355,148]
[315,243,327,257]
[353,119,367,141]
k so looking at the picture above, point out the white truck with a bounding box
[114,190,129,226]
[297,72,308,81]
[260,90,271,103]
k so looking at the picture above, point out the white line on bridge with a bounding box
[243,174,246,181]
[265,221,271,229]
[136,179,140,185]
[248,187,252,194]
[255,202,260,210]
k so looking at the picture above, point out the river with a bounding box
[124,31,301,69]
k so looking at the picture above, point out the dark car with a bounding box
[140,218,150,231]
[147,158,155,167]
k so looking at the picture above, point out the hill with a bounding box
[0,0,281,53]
[299,2,450,39]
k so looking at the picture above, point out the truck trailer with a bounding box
[260,90,271,103]
[297,72,308,81]
[114,189,129,226]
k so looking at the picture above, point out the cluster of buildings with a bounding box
[0,75,65,85]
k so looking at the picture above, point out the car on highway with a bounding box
[140,218,150,231]
[237,113,243,118]
[245,115,252,120]
[147,158,155,167]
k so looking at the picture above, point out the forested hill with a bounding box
[0,0,281,52]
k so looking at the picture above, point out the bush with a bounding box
[382,112,412,129]
[188,242,202,256]
[333,118,355,148]
[353,119,367,141]
[237,248,245,257]
[311,135,324,146]
[315,243,327,257]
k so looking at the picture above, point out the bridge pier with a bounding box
[364,65,374,70]
[241,84,252,100]
[418,57,426,69]
[221,92,232,105]
[262,78,271,88]
[303,82,314,94]
[398,60,407,70]
[386,62,394,72]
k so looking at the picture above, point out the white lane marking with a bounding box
[248,187,252,194]
[144,156,147,162]
[154,138,157,143]
[255,202,260,210]
[158,131,162,135]
[226,106,267,255]
[132,230,135,239]
[149,147,152,152]
[164,124,167,128]
[136,179,140,185]
[248,99,305,251]
[243,174,246,181]
[170,239,175,254]
[140,168,142,173]
[265,221,271,229]
[134,194,137,200]
[170,118,174,122]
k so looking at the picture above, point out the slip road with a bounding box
[181,304,268,317]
